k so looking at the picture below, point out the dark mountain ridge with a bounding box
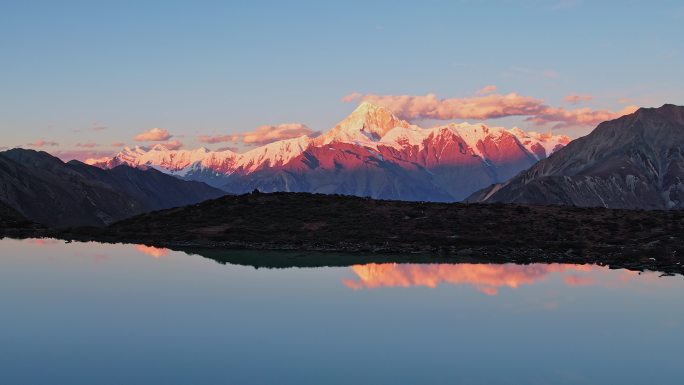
[467,104,684,209]
[50,191,683,274]
[0,149,226,228]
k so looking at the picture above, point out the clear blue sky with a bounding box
[2,0,683,159]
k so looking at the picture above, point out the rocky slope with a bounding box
[467,104,684,209]
[0,200,35,229]
[92,102,570,201]
[0,149,225,227]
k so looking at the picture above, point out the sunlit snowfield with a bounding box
[1,238,683,385]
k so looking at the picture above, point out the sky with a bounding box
[1,0,683,161]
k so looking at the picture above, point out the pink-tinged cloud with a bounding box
[525,105,639,129]
[209,123,319,146]
[343,92,547,120]
[341,92,363,103]
[476,85,498,95]
[564,94,593,104]
[134,244,169,258]
[134,127,172,141]
[76,142,99,148]
[243,123,318,145]
[198,134,235,144]
[52,150,115,163]
[111,141,126,147]
[27,140,59,148]
[342,92,639,128]
[157,140,183,150]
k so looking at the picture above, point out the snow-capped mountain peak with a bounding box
[318,102,411,144]
[90,102,575,199]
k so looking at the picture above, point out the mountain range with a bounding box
[3,103,681,232]
[467,104,684,210]
[91,102,570,201]
[0,149,225,228]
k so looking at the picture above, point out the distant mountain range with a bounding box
[91,102,570,201]
[3,103,681,233]
[0,149,225,228]
[467,104,684,210]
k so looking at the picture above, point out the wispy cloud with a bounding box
[506,67,560,81]
[476,85,497,95]
[241,124,319,146]
[198,134,234,144]
[564,94,593,104]
[111,141,126,147]
[342,92,638,129]
[73,123,108,133]
[27,140,59,148]
[156,140,183,150]
[134,127,172,141]
[200,123,318,146]
[525,105,638,128]
[341,92,363,103]
[75,142,99,148]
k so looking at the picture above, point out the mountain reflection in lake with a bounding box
[1,238,683,385]
[343,263,640,295]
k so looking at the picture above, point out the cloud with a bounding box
[198,134,234,144]
[111,141,126,147]
[342,92,638,129]
[341,92,363,103]
[476,85,497,95]
[75,142,98,148]
[72,123,108,133]
[342,92,546,120]
[564,94,593,104]
[241,124,319,145]
[157,140,183,150]
[201,123,318,146]
[27,140,59,147]
[525,105,639,129]
[134,127,172,141]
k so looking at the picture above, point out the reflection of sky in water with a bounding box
[1,238,683,385]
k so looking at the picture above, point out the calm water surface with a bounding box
[1,238,683,385]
